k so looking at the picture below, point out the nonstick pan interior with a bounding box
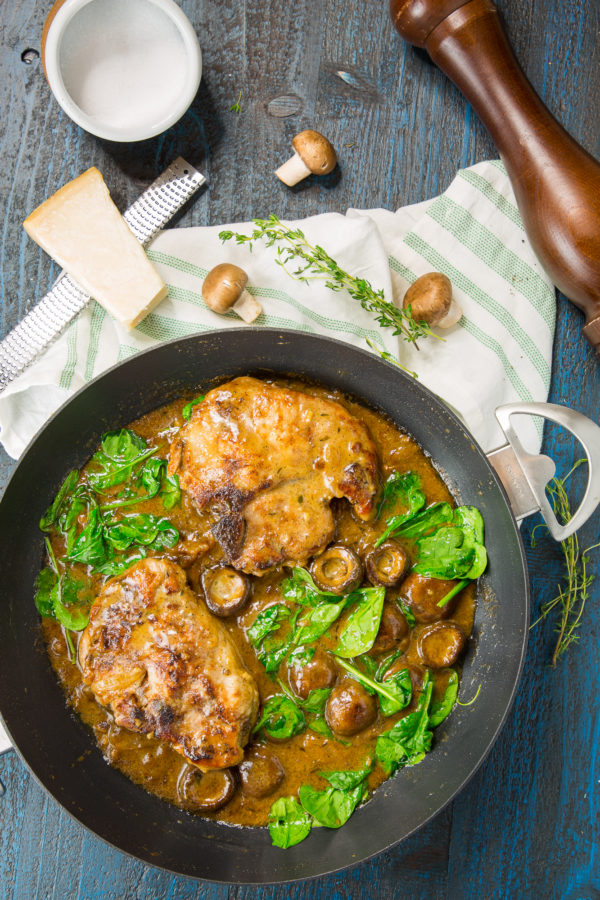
[0,329,528,883]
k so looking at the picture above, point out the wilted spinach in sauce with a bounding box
[36,380,486,848]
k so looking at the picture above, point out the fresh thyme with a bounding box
[219,215,435,347]
[365,338,417,378]
[531,459,599,665]
[229,91,243,113]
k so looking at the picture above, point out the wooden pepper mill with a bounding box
[390,0,600,355]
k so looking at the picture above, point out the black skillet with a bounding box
[0,329,534,883]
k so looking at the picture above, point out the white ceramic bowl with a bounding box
[42,0,202,142]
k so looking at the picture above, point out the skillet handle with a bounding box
[489,402,600,541]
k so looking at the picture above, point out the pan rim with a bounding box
[0,327,530,884]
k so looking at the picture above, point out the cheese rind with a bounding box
[23,167,167,328]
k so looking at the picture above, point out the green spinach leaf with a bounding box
[375,674,434,774]
[429,670,459,728]
[334,656,412,716]
[335,586,385,658]
[182,395,205,421]
[104,514,179,552]
[40,470,79,532]
[248,604,291,645]
[253,695,305,740]
[293,597,347,645]
[34,567,57,617]
[378,471,426,519]
[281,566,337,607]
[299,784,364,829]
[67,506,108,566]
[268,796,312,848]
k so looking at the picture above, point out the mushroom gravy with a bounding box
[40,379,476,829]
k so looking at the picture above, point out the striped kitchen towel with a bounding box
[0,160,555,459]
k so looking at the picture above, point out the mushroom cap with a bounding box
[202,263,249,314]
[402,272,453,326]
[291,130,337,175]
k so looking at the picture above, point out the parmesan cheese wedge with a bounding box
[23,167,167,328]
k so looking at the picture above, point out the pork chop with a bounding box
[168,377,379,574]
[78,558,259,770]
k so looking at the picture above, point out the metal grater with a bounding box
[0,158,206,392]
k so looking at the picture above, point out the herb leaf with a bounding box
[379,471,426,519]
[333,656,412,716]
[375,674,434,774]
[248,604,291,645]
[282,567,337,606]
[268,796,312,848]
[253,695,305,740]
[335,586,385,658]
[429,670,459,728]
[219,216,435,348]
[182,395,205,421]
[40,470,79,532]
[299,784,364,829]
[293,597,347,645]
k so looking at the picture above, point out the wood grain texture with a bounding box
[0,0,599,897]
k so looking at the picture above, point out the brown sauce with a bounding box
[41,379,476,827]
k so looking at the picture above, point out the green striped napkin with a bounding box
[0,160,555,459]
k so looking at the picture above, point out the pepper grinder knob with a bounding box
[390,0,600,356]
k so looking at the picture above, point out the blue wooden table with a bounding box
[1,1,599,897]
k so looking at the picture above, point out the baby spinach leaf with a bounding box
[293,597,347,645]
[104,514,179,553]
[413,526,475,579]
[160,472,181,510]
[34,567,57,617]
[379,667,412,717]
[288,645,315,668]
[375,648,405,681]
[376,674,434,775]
[299,783,364,829]
[454,507,487,579]
[138,458,165,497]
[51,576,89,632]
[67,507,108,566]
[40,470,79,532]
[335,586,385,658]
[248,604,291,646]
[397,598,416,628]
[87,430,159,492]
[253,695,305,740]
[319,758,374,791]
[378,471,426,519]
[182,395,205,421]
[96,551,146,579]
[376,501,454,547]
[299,760,372,828]
[281,566,337,607]
[268,796,312,848]
[429,670,459,728]
[301,687,332,714]
[334,657,412,715]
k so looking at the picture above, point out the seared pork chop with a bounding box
[169,377,379,574]
[79,558,259,770]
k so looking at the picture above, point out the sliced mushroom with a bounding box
[325,679,377,737]
[275,129,337,186]
[417,622,467,668]
[403,272,462,329]
[309,545,363,595]
[287,648,338,700]
[177,764,236,811]
[202,263,262,323]
[201,565,251,617]
[365,540,410,587]
[239,749,285,798]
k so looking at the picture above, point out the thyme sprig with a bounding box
[219,215,435,347]
[531,459,599,665]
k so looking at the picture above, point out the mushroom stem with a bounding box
[275,152,312,186]
[437,299,463,329]
[232,289,263,323]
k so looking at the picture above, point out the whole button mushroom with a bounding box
[403,272,462,328]
[202,263,262,323]
[275,129,337,186]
